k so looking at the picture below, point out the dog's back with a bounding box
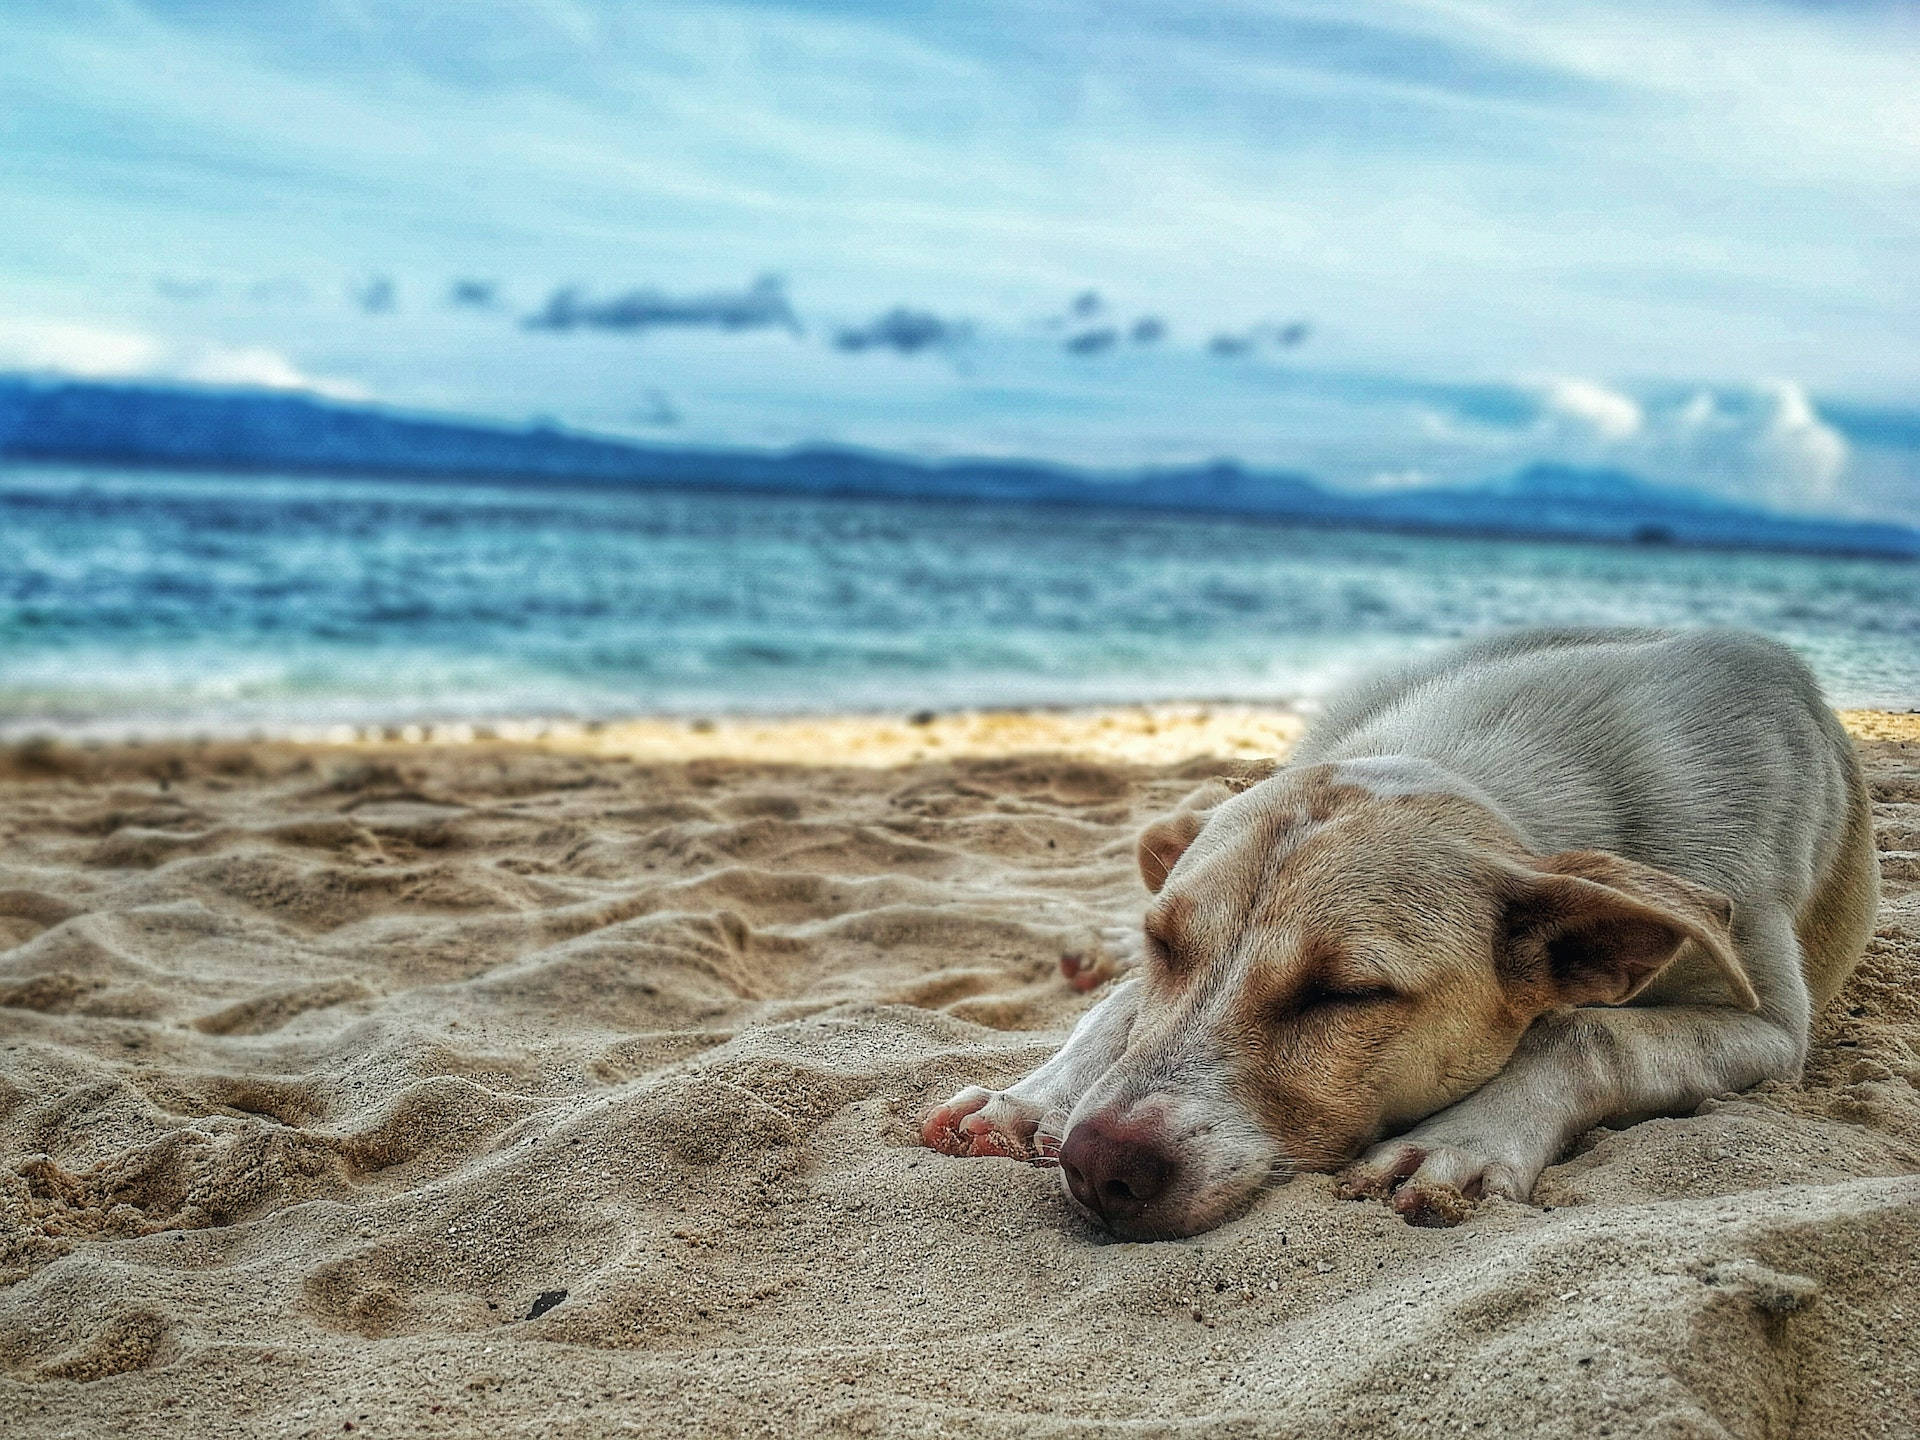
[1296,628,1878,1008]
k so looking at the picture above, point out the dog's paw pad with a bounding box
[921,1087,1043,1160]
[1340,1138,1529,1225]
[922,1087,993,1155]
[1337,1143,1426,1201]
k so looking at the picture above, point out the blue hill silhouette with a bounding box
[2,375,1912,559]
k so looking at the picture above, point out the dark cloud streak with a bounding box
[525,274,800,335]
[1064,327,1118,355]
[1209,320,1312,357]
[354,276,396,314]
[834,307,972,355]
[449,279,500,309]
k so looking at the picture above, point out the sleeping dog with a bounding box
[923,629,1879,1237]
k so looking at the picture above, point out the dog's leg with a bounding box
[923,978,1142,1160]
[1343,913,1812,1226]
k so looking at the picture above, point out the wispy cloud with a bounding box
[632,388,680,426]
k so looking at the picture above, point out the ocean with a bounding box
[3,464,1916,740]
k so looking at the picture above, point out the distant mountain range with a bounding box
[2,374,1914,559]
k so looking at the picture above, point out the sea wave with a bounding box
[3,465,1915,740]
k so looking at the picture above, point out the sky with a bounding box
[1,0,1917,519]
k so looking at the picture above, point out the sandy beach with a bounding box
[1,709,1916,1438]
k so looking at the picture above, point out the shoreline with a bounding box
[11,706,1305,771]
[3,703,1916,773]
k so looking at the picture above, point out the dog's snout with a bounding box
[1058,1119,1176,1227]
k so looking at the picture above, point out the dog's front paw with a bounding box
[1058,949,1113,993]
[921,1086,1058,1161]
[1337,1137,1531,1227]
[1059,924,1142,992]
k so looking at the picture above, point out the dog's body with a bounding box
[924,629,1878,1236]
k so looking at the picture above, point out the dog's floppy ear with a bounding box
[1498,850,1756,1011]
[1135,779,1237,893]
[1137,811,1204,893]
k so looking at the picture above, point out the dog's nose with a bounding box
[1058,1119,1176,1226]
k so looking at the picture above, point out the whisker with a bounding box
[1258,1159,1298,1191]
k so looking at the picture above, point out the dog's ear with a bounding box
[1135,779,1237,893]
[1497,850,1756,1011]
[1136,811,1204,893]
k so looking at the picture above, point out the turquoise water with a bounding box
[2,465,1916,739]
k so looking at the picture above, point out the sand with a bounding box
[0,712,1916,1439]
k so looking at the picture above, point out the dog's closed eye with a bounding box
[1312,983,1398,1007]
[1144,930,1186,972]
[1264,937,1404,1016]
[1143,899,1195,974]
[1282,979,1400,1018]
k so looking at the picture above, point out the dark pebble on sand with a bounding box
[526,1289,568,1320]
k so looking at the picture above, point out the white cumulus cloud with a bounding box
[1541,377,1643,443]
[0,317,367,400]
[0,319,166,377]
[1411,374,1856,513]
[1654,380,1847,510]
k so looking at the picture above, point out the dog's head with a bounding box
[1055,763,1752,1239]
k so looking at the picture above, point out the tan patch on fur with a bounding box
[1146,775,1537,1169]
[1142,893,1195,976]
[1797,738,1880,1010]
